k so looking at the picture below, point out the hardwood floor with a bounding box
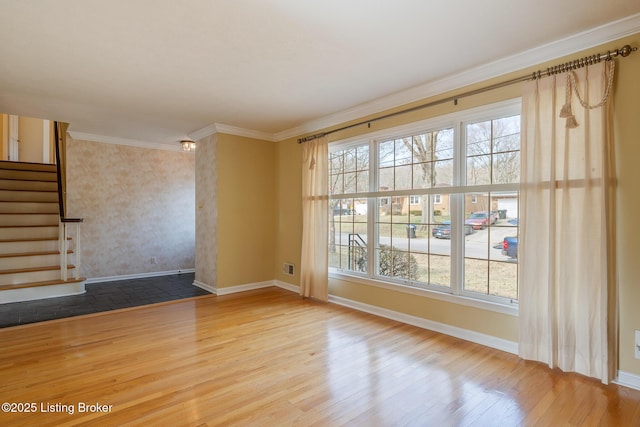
[1,287,639,426]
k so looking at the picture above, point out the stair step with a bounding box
[0,201,59,214]
[0,226,59,240]
[0,169,58,182]
[0,265,76,285]
[0,189,59,202]
[0,238,64,255]
[0,161,57,173]
[0,179,58,192]
[0,277,85,292]
[0,213,59,227]
[0,251,73,270]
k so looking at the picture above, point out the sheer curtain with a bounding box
[300,136,329,301]
[519,61,617,383]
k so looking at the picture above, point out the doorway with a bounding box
[1,114,54,163]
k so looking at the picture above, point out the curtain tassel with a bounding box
[559,103,573,118]
[560,73,578,128]
[565,115,579,128]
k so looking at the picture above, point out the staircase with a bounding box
[0,161,85,303]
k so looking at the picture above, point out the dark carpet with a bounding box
[0,272,211,328]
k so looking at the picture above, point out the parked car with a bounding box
[502,236,518,259]
[333,207,352,216]
[432,221,474,239]
[465,211,495,230]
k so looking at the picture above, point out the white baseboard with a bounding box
[271,281,517,354]
[85,269,195,284]
[193,280,217,294]
[329,294,519,355]
[614,370,640,391]
[215,280,276,295]
[0,281,86,304]
[274,280,299,293]
[193,279,298,296]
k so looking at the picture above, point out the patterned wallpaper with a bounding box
[66,138,196,279]
[195,134,217,288]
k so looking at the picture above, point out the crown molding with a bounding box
[275,13,640,141]
[68,131,182,152]
[189,122,277,142]
[188,123,218,141]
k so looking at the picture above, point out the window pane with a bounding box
[413,252,429,284]
[435,129,454,159]
[329,245,341,269]
[329,173,343,195]
[356,170,369,193]
[489,261,517,300]
[391,197,409,224]
[467,121,491,156]
[395,138,412,166]
[464,258,489,295]
[493,152,520,184]
[412,162,430,189]
[434,159,453,187]
[329,143,370,196]
[353,198,368,219]
[379,167,393,191]
[357,145,369,169]
[343,172,357,193]
[391,223,409,254]
[344,148,357,172]
[330,153,342,175]
[378,197,391,223]
[463,192,519,299]
[430,254,450,287]
[329,198,369,273]
[379,140,394,167]
[395,165,412,190]
[492,115,521,150]
[467,155,491,185]
[413,134,433,162]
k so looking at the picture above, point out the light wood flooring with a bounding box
[1,287,639,426]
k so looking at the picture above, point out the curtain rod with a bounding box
[297,44,636,144]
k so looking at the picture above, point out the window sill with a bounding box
[329,270,519,317]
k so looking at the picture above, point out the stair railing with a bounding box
[54,122,84,280]
[347,233,367,272]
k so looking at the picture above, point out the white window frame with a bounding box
[328,99,521,315]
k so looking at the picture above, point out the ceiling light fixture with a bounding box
[180,138,196,152]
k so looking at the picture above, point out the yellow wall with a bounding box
[0,114,5,159]
[276,34,640,375]
[217,133,277,288]
[612,35,640,376]
[49,121,56,162]
[18,116,44,163]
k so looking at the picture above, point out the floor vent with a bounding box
[283,263,294,276]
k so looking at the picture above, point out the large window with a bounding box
[329,100,520,306]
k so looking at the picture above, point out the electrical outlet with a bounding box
[635,330,640,360]
[150,256,157,264]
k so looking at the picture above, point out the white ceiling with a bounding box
[1,1,639,145]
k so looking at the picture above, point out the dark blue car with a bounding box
[432,221,474,239]
[502,236,518,259]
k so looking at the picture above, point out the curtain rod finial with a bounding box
[619,45,636,57]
